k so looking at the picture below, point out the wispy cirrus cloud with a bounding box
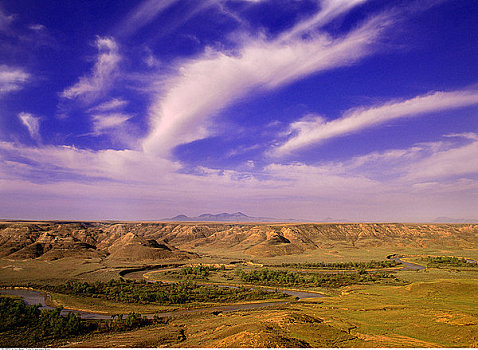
[142,7,390,156]
[2,131,477,221]
[280,0,368,41]
[0,7,14,32]
[3,0,476,222]
[406,138,478,181]
[0,65,30,95]
[91,113,132,136]
[18,112,41,142]
[115,0,180,38]
[272,89,478,156]
[117,0,265,40]
[61,36,121,103]
[88,98,129,112]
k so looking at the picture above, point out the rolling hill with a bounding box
[0,221,477,260]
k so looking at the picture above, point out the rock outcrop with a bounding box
[0,221,476,260]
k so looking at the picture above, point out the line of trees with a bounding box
[178,264,226,280]
[181,265,212,278]
[0,295,166,347]
[278,260,400,270]
[0,296,88,344]
[97,312,155,332]
[161,264,227,280]
[422,256,478,268]
[236,268,398,288]
[43,278,285,305]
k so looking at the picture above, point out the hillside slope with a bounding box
[0,222,477,260]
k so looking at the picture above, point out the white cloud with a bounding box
[280,0,368,41]
[29,24,46,31]
[407,140,478,180]
[272,89,478,156]
[2,1,476,221]
[144,51,160,68]
[142,10,391,156]
[91,113,132,135]
[336,133,478,183]
[0,141,180,184]
[1,130,478,221]
[61,37,120,103]
[17,112,41,142]
[444,132,478,141]
[0,7,14,31]
[0,65,29,95]
[89,98,128,112]
[116,0,181,38]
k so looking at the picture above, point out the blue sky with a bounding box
[1,0,477,221]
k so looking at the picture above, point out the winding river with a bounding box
[2,255,425,320]
[0,262,324,319]
[387,255,426,271]
[125,266,326,299]
[0,288,295,320]
[0,273,324,320]
[0,289,112,319]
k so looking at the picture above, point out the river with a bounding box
[125,266,326,299]
[9,259,409,320]
[0,288,298,320]
[387,254,426,270]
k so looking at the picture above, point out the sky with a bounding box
[0,0,477,222]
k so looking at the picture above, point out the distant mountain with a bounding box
[165,212,294,222]
[433,217,477,223]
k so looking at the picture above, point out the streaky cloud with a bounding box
[115,0,180,38]
[88,98,129,112]
[61,36,120,104]
[272,89,478,156]
[18,112,41,142]
[1,131,478,221]
[0,7,14,32]
[142,9,391,156]
[91,113,132,136]
[407,139,478,180]
[0,65,29,95]
[280,0,368,41]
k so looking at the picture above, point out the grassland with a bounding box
[55,274,478,348]
[3,253,478,347]
[1,221,478,347]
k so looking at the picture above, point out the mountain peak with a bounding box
[164,212,290,222]
[171,214,189,220]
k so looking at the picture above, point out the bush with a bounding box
[0,296,86,340]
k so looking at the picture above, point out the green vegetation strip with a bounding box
[41,278,287,305]
[0,295,166,347]
[0,295,86,343]
[178,264,225,279]
[236,268,399,288]
[278,260,400,270]
[421,256,478,268]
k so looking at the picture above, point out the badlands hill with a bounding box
[0,221,477,260]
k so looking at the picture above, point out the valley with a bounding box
[1,221,478,347]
